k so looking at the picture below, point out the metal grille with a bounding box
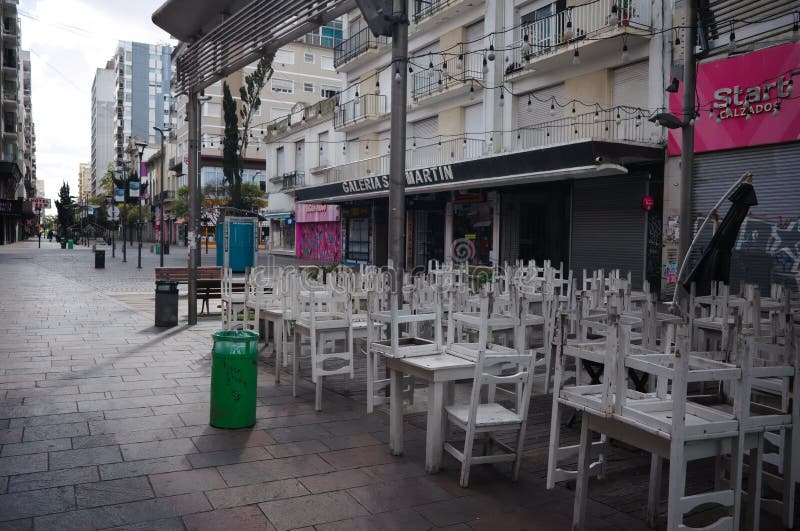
[700,0,799,55]
[173,0,355,93]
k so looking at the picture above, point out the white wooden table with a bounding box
[384,353,476,473]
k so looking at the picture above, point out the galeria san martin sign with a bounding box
[341,165,455,194]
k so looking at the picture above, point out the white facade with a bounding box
[91,67,116,195]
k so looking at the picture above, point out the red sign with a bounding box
[668,42,800,155]
[641,195,655,212]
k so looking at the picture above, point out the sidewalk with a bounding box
[0,240,790,529]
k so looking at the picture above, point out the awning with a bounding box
[295,140,664,203]
[263,212,293,219]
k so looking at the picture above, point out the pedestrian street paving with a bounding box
[0,239,792,530]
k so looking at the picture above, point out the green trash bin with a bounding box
[210,330,259,429]
[67,239,74,249]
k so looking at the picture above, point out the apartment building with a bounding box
[265,0,667,280]
[91,65,116,195]
[34,178,43,198]
[0,0,35,244]
[170,22,343,234]
[78,163,91,202]
[111,41,173,171]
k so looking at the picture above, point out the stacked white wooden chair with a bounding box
[221,266,248,330]
[442,289,537,487]
[291,280,355,411]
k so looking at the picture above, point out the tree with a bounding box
[240,182,267,214]
[54,181,74,236]
[222,55,273,211]
[169,186,189,219]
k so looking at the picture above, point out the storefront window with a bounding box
[345,217,370,262]
[453,200,493,266]
[269,218,295,251]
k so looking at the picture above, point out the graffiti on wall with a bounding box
[735,216,800,292]
[296,222,342,263]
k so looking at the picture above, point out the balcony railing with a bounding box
[161,190,176,201]
[323,137,486,184]
[299,31,343,50]
[411,51,483,100]
[265,95,338,138]
[281,171,305,191]
[507,0,650,73]
[334,27,389,68]
[414,0,465,24]
[515,106,653,150]
[334,94,387,129]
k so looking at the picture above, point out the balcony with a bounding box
[299,31,343,50]
[514,105,657,150]
[333,27,389,70]
[413,0,483,32]
[2,17,17,40]
[410,50,484,103]
[266,96,338,140]
[161,190,176,202]
[334,94,387,131]
[280,171,305,191]
[505,0,652,78]
[323,137,486,184]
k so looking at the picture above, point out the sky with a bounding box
[20,0,173,212]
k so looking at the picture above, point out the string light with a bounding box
[728,25,736,53]
[621,36,630,62]
[527,94,532,106]
[550,99,556,116]
[522,34,531,56]
[564,14,574,41]
[482,55,489,75]
[488,38,496,61]
[395,66,401,82]
[499,88,505,107]
[457,54,463,69]
[572,47,581,65]
[608,4,619,26]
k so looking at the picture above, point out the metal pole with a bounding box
[388,0,409,305]
[122,195,127,262]
[159,130,166,267]
[37,209,40,248]
[187,91,200,325]
[677,0,696,266]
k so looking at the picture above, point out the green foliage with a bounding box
[221,54,273,212]
[240,182,267,213]
[54,181,74,235]
[168,186,189,219]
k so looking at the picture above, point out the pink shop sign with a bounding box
[295,203,340,223]
[668,42,800,156]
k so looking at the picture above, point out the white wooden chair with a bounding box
[221,267,248,330]
[442,290,537,487]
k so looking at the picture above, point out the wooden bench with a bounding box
[155,266,223,315]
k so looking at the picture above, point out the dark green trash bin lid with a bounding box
[210,330,259,429]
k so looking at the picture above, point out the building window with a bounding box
[320,56,334,71]
[303,82,314,93]
[274,50,295,65]
[304,52,315,63]
[252,105,261,117]
[202,102,221,117]
[270,108,290,121]
[320,86,338,99]
[271,78,294,94]
[345,217,370,262]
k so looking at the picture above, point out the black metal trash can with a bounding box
[60,239,66,249]
[164,243,170,255]
[94,250,105,269]
[155,280,179,327]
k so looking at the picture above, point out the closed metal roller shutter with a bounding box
[411,116,438,168]
[466,21,484,53]
[318,131,329,167]
[691,143,800,293]
[570,176,647,288]
[516,84,565,129]
[378,130,390,156]
[294,140,305,172]
[612,60,654,141]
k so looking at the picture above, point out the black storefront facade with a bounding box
[297,139,665,289]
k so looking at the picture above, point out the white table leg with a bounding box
[274,319,282,384]
[292,331,300,398]
[425,381,445,474]
[389,368,404,456]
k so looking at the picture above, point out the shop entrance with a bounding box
[501,183,570,267]
[453,194,494,266]
[412,209,445,270]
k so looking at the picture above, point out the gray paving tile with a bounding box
[149,468,226,497]
[298,469,374,494]
[218,454,334,487]
[0,486,75,522]
[347,477,452,513]
[264,440,329,459]
[22,422,89,442]
[99,456,193,481]
[33,492,212,530]
[0,428,22,444]
[0,453,48,476]
[0,402,78,420]
[205,478,308,510]
[88,414,185,435]
[103,408,154,420]
[258,491,368,531]
[182,505,274,531]
[8,466,100,493]
[120,438,198,461]
[0,518,32,530]
[1,438,71,457]
[191,430,274,453]
[186,446,270,469]
[49,446,123,470]
[10,411,103,428]
[76,477,154,508]
[102,517,186,530]
[314,508,433,531]
[78,395,180,413]
[71,428,177,450]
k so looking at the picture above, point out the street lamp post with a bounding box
[36,206,41,248]
[135,140,148,269]
[154,125,172,268]
[117,167,128,263]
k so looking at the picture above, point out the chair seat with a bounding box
[223,293,247,304]
[445,402,522,428]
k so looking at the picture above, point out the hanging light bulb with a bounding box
[708,108,714,120]
[564,17,574,41]
[674,31,681,46]
[394,66,401,83]
[488,42,496,61]
[716,113,721,124]
[608,4,619,26]
[571,103,576,114]
[572,48,581,65]
[412,138,417,148]
[635,114,642,127]
[593,108,599,122]
[773,102,781,116]
[428,55,434,69]
[482,55,488,75]
[786,77,794,94]
[574,127,578,135]
[428,64,435,79]
[409,64,414,74]
[499,89,505,107]
[522,34,531,56]
[527,94,532,107]
[355,88,359,98]
[457,54,463,70]
[550,100,556,116]
[442,60,448,72]
[745,108,751,121]
[342,143,346,152]
[365,142,369,151]
[793,17,799,43]
[469,83,475,100]
[728,29,736,53]
[621,40,630,62]
[546,128,550,137]
[615,111,621,125]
